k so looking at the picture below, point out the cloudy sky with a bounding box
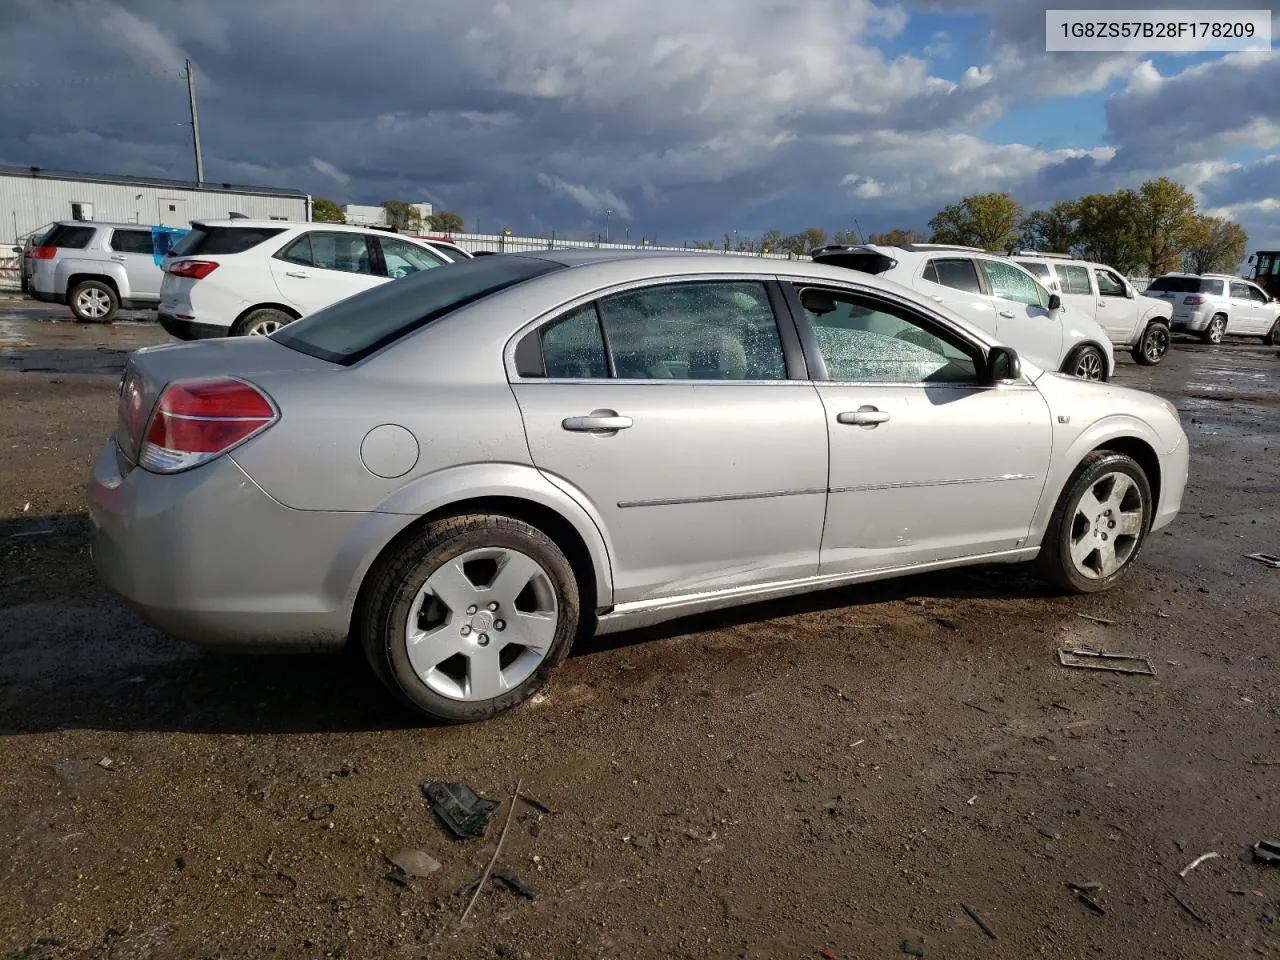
[2,0,1278,248]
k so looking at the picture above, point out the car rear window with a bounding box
[272,254,567,365]
[43,225,95,249]
[168,225,286,257]
[1147,276,1219,294]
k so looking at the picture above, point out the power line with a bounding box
[0,67,186,91]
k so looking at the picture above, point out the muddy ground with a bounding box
[1,296,1277,960]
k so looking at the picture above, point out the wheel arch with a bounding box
[1060,340,1113,379]
[232,302,301,331]
[67,272,120,298]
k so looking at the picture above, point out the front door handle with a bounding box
[837,407,890,427]
[998,309,1015,319]
[562,411,633,432]
[110,255,127,262]
[285,271,309,279]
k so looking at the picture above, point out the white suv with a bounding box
[1144,273,1280,345]
[810,243,1115,380]
[1011,251,1172,365]
[159,220,450,338]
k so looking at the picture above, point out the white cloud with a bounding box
[309,157,349,186]
[536,173,632,220]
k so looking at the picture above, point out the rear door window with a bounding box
[108,229,154,254]
[926,258,982,294]
[168,226,286,256]
[308,232,375,275]
[42,225,95,249]
[378,236,446,278]
[1059,265,1093,295]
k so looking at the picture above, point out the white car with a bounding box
[1145,273,1280,345]
[418,236,474,262]
[1011,252,1172,365]
[811,244,1115,381]
[158,220,450,338]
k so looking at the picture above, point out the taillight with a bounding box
[139,378,277,473]
[166,260,219,280]
[1184,295,1204,305]
[29,245,56,260]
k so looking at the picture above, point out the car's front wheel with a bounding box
[1065,344,1108,381]
[360,513,580,723]
[69,280,119,323]
[1037,451,1153,594]
[1201,314,1227,344]
[1132,321,1170,365]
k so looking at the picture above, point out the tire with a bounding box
[359,513,580,723]
[68,280,119,323]
[1263,318,1279,346]
[1036,452,1153,594]
[1200,314,1227,345]
[233,307,296,337]
[1064,344,1108,381]
[1131,321,1170,365]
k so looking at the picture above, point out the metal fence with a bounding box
[0,254,18,291]
[431,231,804,259]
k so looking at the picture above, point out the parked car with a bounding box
[27,221,181,322]
[90,250,1188,723]
[419,236,474,261]
[158,220,451,338]
[1145,273,1280,345]
[1010,251,1172,365]
[809,243,1115,380]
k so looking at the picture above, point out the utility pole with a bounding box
[605,208,613,243]
[186,59,204,186]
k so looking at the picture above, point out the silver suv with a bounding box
[1145,273,1280,345]
[1011,251,1172,365]
[27,221,187,323]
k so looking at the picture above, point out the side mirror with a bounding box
[988,346,1021,383]
[1125,285,1135,298]
[1048,293,1062,311]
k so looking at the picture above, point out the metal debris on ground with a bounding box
[1077,613,1117,625]
[423,781,500,839]
[1075,892,1106,915]
[386,848,441,878]
[492,867,540,900]
[519,789,556,815]
[1170,890,1210,925]
[96,757,114,770]
[1057,647,1156,676]
[960,902,998,939]
[1178,851,1220,877]
[1252,840,1280,865]
[459,778,522,925]
[1244,552,1280,568]
[1067,880,1102,895]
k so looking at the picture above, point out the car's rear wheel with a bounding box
[1263,318,1279,346]
[69,280,119,323]
[233,307,295,337]
[1201,314,1227,344]
[1065,344,1108,381]
[1037,451,1153,594]
[360,513,580,723]
[1132,321,1170,365]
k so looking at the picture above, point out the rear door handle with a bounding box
[837,407,890,427]
[562,412,633,432]
[285,271,309,279]
[998,309,1015,319]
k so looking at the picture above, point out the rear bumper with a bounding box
[87,440,405,653]
[158,312,228,340]
[1170,311,1210,332]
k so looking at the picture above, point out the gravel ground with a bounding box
[1,301,1278,960]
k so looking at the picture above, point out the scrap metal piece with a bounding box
[1245,552,1280,568]
[423,781,500,839]
[1057,647,1156,676]
[1253,840,1280,865]
[1179,851,1220,877]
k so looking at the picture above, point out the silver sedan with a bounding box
[89,251,1189,723]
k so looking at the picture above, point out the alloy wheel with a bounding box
[1067,471,1145,580]
[1073,349,1104,380]
[1142,326,1169,363]
[77,288,111,319]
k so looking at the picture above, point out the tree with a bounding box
[381,200,422,233]
[1073,190,1143,273]
[1183,215,1248,274]
[427,210,465,233]
[866,227,926,246]
[1017,200,1078,253]
[831,228,861,246]
[759,229,783,254]
[1134,177,1199,275]
[928,193,1023,250]
[312,197,344,224]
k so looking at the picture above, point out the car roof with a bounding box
[52,219,158,230]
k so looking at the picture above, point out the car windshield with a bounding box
[168,225,286,256]
[272,254,566,364]
[1147,276,1214,294]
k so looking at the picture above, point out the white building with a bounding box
[341,203,389,227]
[1,163,310,245]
